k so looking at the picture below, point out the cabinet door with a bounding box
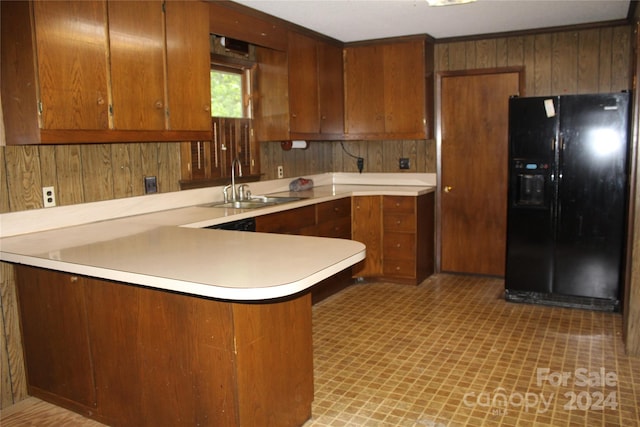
[343,45,385,135]
[16,266,96,408]
[33,1,110,130]
[109,0,165,130]
[317,41,344,136]
[351,195,383,276]
[253,47,290,142]
[383,41,426,135]
[165,0,211,131]
[344,39,430,139]
[288,32,320,135]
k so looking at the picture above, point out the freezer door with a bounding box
[508,96,559,159]
[505,97,558,294]
[554,93,629,300]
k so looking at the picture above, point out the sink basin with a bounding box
[204,196,305,209]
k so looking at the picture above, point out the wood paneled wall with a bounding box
[0,143,181,213]
[435,25,632,95]
[625,15,640,356]
[259,139,437,180]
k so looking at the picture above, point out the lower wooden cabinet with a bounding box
[256,198,353,302]
[256,204,316,234]
[313,197,352,239]
[352,192,434,285]
[16,268,97,410]
[352,195,384,277]
[15,265,313,427]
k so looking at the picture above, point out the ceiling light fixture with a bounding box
[426,0,476,6]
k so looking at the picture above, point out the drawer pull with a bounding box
[396,243,401,248]
[70,276,79,283]
[396,220,401,225]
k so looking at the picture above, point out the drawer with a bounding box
[316,198,351,222]
[383,196,415,214]
[255,205,316,233]
[383,232,415,259]
[383,213,416,233]
[316,217,351,239]
[383,259,416,279]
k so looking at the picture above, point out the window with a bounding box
[210,66,251,118]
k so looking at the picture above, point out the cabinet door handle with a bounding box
[155,100,164,109]
[444,186,453,193]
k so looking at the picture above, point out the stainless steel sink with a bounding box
[203,196,305,209]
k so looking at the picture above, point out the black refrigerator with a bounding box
[505,92,630,311]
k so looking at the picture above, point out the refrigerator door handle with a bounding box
[551,137,556,151]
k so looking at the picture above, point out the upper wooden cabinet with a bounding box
[108,1,166,131]
[252,47,290,142]
[164,0,212,132]
[287,32,344,140]
[0,0,211,145]
[343,37,434,140]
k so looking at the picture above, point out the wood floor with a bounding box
[2,274,639,426]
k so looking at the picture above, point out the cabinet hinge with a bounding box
[109,104,113,116]
[162,1,166,13]
[37,101,43,115]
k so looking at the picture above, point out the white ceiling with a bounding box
[232,0,631,42]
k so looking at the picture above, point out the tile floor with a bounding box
[306,274,639,426]
[2,274,639,426]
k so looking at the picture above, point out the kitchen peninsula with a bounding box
[0,173,434,427]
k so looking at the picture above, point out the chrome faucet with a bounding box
[230,157,242,201]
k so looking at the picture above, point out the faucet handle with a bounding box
[237,184,250,201]
[222,185,232,203]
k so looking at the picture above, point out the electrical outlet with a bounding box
[42,186,56,207]
[399,158,410,170]
[277,165,284,179]
[144,176,157,194]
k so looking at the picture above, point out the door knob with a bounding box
[444,186,453,193]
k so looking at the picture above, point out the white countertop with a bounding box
[0,173,435,301]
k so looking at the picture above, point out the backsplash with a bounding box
[259,139,437,180]
[0,143,183,213]
[0,139,436,214]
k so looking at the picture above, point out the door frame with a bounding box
[435,67,525,273]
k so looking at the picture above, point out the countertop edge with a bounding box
[1,245,366,301]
